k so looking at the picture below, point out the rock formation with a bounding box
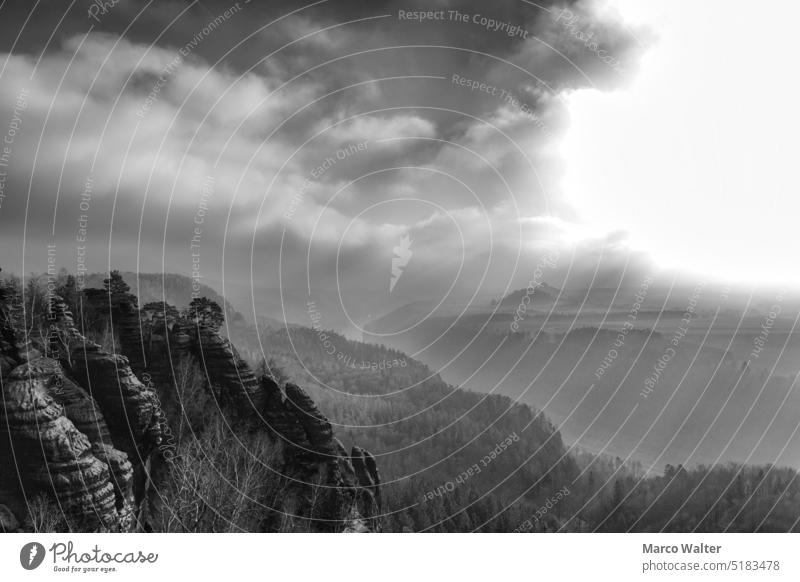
[69,343,162,466]
[351,446,382,529]
[0,294,155,531]
[1,280,382,533]
[284,382,336,456]
[255,378,382,532]
[49,370,112,445]
[129,303,383,532]
[0,358,131,530]
[190,326,265,413]
[259,375,312,455]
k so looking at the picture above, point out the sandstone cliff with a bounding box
[0,283,381,533]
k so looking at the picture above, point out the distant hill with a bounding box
[363,307,800,471]
[361,283,561,339]
[496,282,560,309]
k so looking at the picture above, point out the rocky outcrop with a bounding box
[49,373,112,446]
[90,443,135,523]
[139,319,192,391]
[1,282,383,533]
[191,327,264,413]
[363,449,381,497]
[259,375,312,455]
[68,343,162,467]
[284,383,336,457]
[80,282,146,378]
[132,315,264,414]
[116,295,145,373]
[352,447,381,499]
[120,302,383,531]
[255,376,382,532]
[351,446,382,528]
[0,358,132,530]
[280,382,344,531]
[0,293,158,532]
[0,288,40,370]
[46,294,162,468]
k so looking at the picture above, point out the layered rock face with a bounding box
[350,445,382,527]
[69,344,162,466]
[129,310,383,532]
[267,380,383,531]
[0,286,41,373]
[189,327,265,413]
[49,294,163,476]
[1,284,381,533]
[0,358,133,530]
[48,372,112,445]
[0,295,154,531]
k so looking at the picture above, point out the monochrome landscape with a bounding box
[1,0,799,534]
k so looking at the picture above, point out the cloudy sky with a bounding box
[0,0,794,326]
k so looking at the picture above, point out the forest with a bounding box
[2,268,799,532]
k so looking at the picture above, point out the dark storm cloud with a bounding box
[0,0,544,55]
[0,0,647,316]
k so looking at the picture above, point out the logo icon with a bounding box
[20,542,46,570]
[390,234,413,293]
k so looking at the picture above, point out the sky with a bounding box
[562,0,800,290]
[0,0,791,327]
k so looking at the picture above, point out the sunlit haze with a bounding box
[561,0,800,288]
